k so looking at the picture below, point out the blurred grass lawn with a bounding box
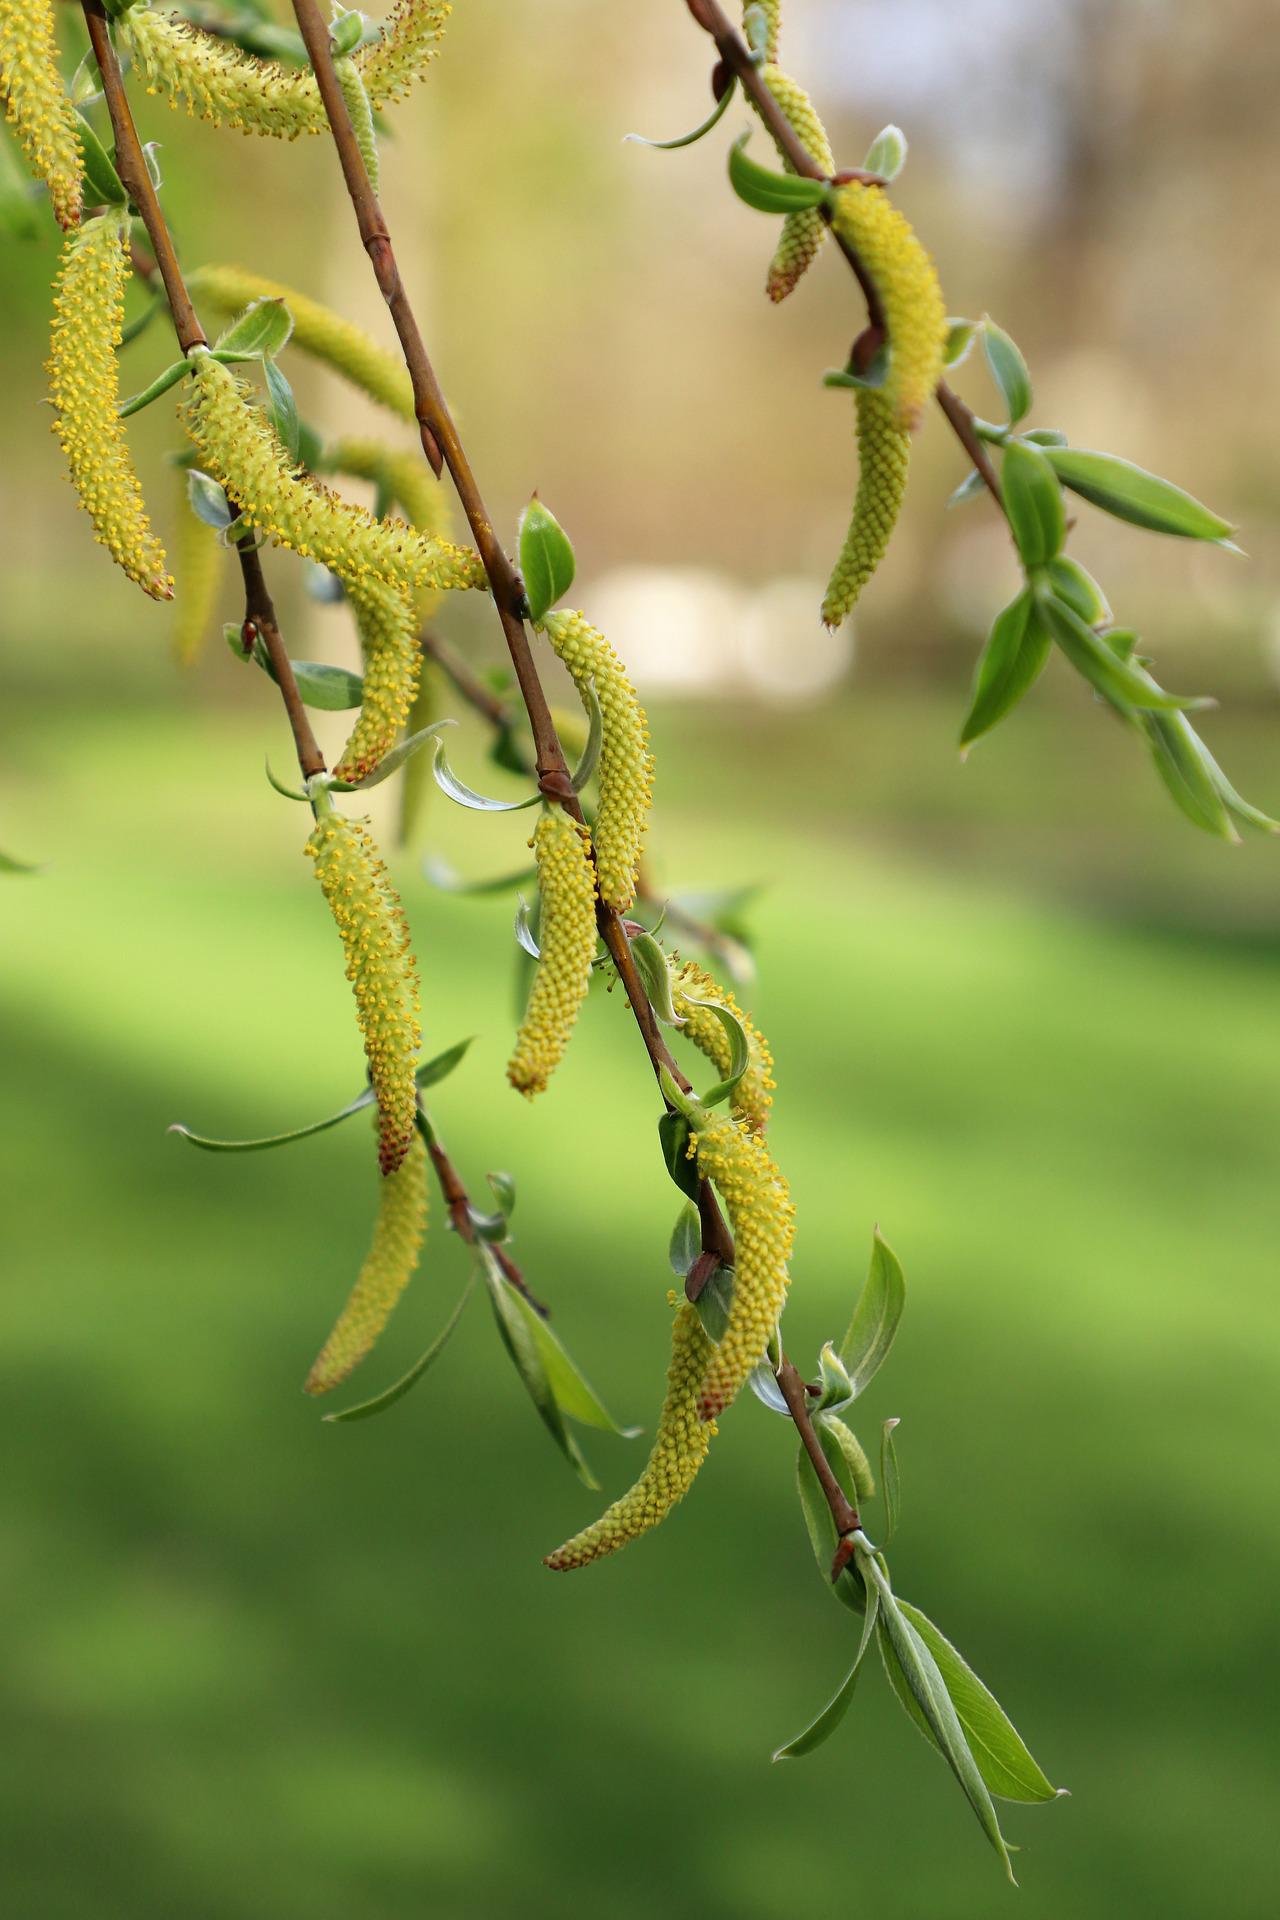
[2,685,1278,1919]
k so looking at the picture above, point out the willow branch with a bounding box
[79,0,327,781]
[422,1121,547,1316]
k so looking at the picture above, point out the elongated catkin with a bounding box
[507,808,597,1097]
[305,1126,428,1392]
[0,0,82,229]
[821,387,910,629]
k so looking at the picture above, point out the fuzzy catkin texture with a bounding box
[0,0,82,229]
[329,437,451,620]
[690,1110,794,1421]
[333,577,420,783]
[183,355,484,595]
[172,490,224,663]
[119,1,448,139]
[305,813,422,1174]
[670,958,776,1133]
[305,1126,427,1392]
[195,267,416,420]
[545,1302,715,1570]
[821,387,910,630]
[507,809,598,1098]
[752,64,834,303]
[334,57,378,191]
[47,212,172,600]
[830,182,947,432]
[539,610,653,913]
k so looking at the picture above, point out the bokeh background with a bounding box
[3,1,1279,1914]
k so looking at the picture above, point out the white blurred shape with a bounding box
[740,576,854,701]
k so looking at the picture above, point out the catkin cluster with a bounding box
[194,265,417,419]
[688,1107,795,1422]
[821,387,911,629]
[507,808,598,1098]
[47,211,172,600]
[0,0,82,230]
[538,609,653,913]
[545,1301,716,1570]
[334,576,421,783]
[172,486,224,663]
[830,182,947,431]
[305,1125,428,1392]
[182,354,484,595]
[305,812,422,1174]
[669,958,776,1133]
[119,0,449,139]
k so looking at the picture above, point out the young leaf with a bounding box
[168,1086,374,1152]
[432,732,540,812]
[728,133,829,213]
[839,1229,906,1396]
[820,1414,875,1503]
[1039,593,1209,714]
[119,358,191,419]
[414,1036,474,1090]
[693,1265,735,1346]
[629,931,685,1027]
[624,78,736,151]
[483,1243,636,1441]
[1044,555,1111,626]
[678,990,750,1108]
[657,1109,701,1202]
[214,296,295,361]
[248,636,364,710]
[959,588,1052,749]
[323,1277,475,1423]
[480,1249,599,1487]
[519,498,576,624]
[668,1201,701,1278]
[748,1360,790,1416]
[1041,446,1233,542]
[75,111,126,206]
[1141,713,1237,841]
[863,123,907,180]
[816,1341,856,1412]
[487,1170,517,1217]
[880,1417,901,1544]
[946,466,987,510]
[982,319,1032,425]
[773,1581,881,1761]
[513,896,541,960]
[942,318,977,368]
[186,468,232,530]
[795,1446,865,1617]
[263,357,300,464]
[1001,440,1065,568]
[570,679,604,793]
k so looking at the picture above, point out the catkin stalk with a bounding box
[821,387,910,629]
[507,808,598,1098]
[688,1108,795,1422]
[829,182,947,432]
[669,958,776,1133]
[305,811,422,1174]
[305,1125,428,1392]
[545,1302,716,1570]
[538,610,653,913]
[47,210,172,600]
[0,0,82,229]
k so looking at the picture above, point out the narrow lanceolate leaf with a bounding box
[624,77,735,150]
[879,1417,901,1543]
[517,497,576,623]
[1142,712,1237,841]
[168,1086,374,1152]
[1039,593,1209,714]
[414,1036,474,1091]
[982,318,1032,425]
[773,1584,880,1760]
[629,931,684,1027]
[480,1245,598,1489]
[1041,445,1234,542]
[728,131,828,213]
[305,1127,428,1394]
[1001,439,1065,568]
[959,588,1052,749]
[431,731,539,813]
[0,0,83,229]
[118,358,192,420]
[323,1275,475,1423]
[839,1229,906,1396]
[74,111,125,207]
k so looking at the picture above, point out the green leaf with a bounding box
[668,1201,701,1278]
[839,1229,906,1396]
[1191,737,1280,837]
[692,1265,735,1346]
[880,1417,901,1543]
[1022,427,1068,447]
[0,847,39,874]
[795,1445,865,1616]
[773,1582,880,1761]
[820,1414,875,1503]
[168,1087,373,1152]
[816,1341,855,1411]
[1141,712,1237,841]
[658,1108,700,1202]
[1001,440,1065,568]
[1039,592,1209,714]
[431,731,540,812]
[822,342,889,393]
[214,296,295,361]
[513,896,541,961]
[624,77,735,150]
[728,132,829,213]
[186,467,232,530]
[75,111,126,205]
[863,123,907,180]
[263,356,300,464]
[119,357,190,419]
[942,318,977,368]
[262,756,308,802]
[680,990,750,1108]
[629,931,684,1027]
[959,589,1052,749]
[415,1036,474,1090]
[946,466,987,510]
[323,1277,475,1423]
[748,1360,790,1415]
[982,319,1032,425]
[519,499,576,624]
[1044,555,1111,626]
[863,1555,1016,1880]
[1041,445,1233,542]
[328,7,364,56]
[481,1248,599,1487]
[487,1170,517,1216]
[569,678,603,793]
[248,635,364,710]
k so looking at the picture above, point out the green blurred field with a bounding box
[3,687,1278,1920]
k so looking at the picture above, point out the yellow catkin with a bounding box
[118,0,448,139]
[333,576,421,784]
[329,437,452,615]
[305,811,422,1174]
[829,181,947,432]
[821,386,910,629]
[47,210,172,600]
[304,1124,428,1392]
[0,0,81,229]
[171,485,225,663]
[538,609,653,913]
[182,354,484,595]
[669,957,776,1133]
[753,65,834,303]
[194,266,416,420]
[688,1108,795,1422]
[545,1302,716,1570]
[334,56,378,191]
[507,808,598,1098]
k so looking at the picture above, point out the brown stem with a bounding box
[777,1358,860,1540]
[423,1122,547,1316]
[79,0,327,781]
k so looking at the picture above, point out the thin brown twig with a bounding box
[423,1123,547,1316]
[80,0,327,781]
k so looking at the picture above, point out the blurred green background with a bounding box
[3,2,1279,1915]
